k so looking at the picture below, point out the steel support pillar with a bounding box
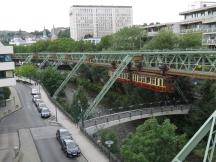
[84,55,133,119]
[52,56,65,70]
[39,55,50,69]
[24,55,33,64]
[172,111,216,162]
[52,55,86,99]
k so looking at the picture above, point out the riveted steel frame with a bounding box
[84,55,133,119]
[172,111,216,162]
[52,55,86,99]
[12,51,216,79]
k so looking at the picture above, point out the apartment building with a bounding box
[144,3,216,47]
[179,4,216,46]
[144,22,180,37]
[0,42,15,87]
[69,5,133,40]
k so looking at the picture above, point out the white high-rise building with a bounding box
[69,5,133,40]
[0,42,15,87]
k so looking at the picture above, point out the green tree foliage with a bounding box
[57,29,70,38]
[179,32,202,49]
[1,87,11,99]
[40,67,65,96]
[14,38,96,53]
[97,129,118,152]
[15,64,37,78]
[97,35,113,50]
[184,80,216,136]
[144,30,179,50]
[68,86,89,122]
[120,118,186,162]
[111,27,146,50]
[144,30,202,50]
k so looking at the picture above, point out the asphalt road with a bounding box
[0,83,87,162]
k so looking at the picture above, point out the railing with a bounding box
[91,100,185,117]
[80,127,121,162]
[181,28,216,34]
[202,39,216,45]
[83,105,191,128]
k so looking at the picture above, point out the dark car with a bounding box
[62,139,81,157]
[56,128,73,145]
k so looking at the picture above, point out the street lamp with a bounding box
[78,100,84,128]
[105,140,114,162]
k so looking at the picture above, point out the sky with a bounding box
[0,0,212,32]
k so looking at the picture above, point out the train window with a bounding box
[147,77,150,83]
[152,78,155,85]
[138,76,141,82]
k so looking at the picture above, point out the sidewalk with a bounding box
[19,129,41,162]
[32,83,109,162]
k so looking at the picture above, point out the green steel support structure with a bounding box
[39,55,50,69]
[172,111,216,162]
[84,55,133,119]
[23,55,33,64]
[52,55,65,70]
[12,51,216,79]
[52,55,86,99]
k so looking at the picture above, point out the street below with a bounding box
[0,83,86,162]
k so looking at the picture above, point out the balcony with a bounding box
[0,62,15,71]
[0,78,16,87]
[146,31,159,37]
[202,39,216,45]
[180,28,216,34]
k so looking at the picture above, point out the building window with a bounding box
[0,55,12,62]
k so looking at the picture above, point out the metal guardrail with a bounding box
[80,127,121,162]
[83,105,191,128]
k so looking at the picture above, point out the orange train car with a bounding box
[109,71,175,93]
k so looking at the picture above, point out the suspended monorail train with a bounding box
[109,71,175,93]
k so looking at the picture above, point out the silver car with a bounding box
[40,107,51,118]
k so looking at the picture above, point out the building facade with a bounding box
[69,5,133,40]
[179,4,216,46]
[0,42,15,87]
[144,3,216,47]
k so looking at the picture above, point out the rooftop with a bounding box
[180,4,216,15]
[71,5,132,8]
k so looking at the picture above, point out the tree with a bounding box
[58,29,70,38]
[111,27,146,50]
[15,64,37,79]
[40,67,65,96]
[144,29,179,50]
[120,118,186,162]
[179,32,202,49]
[68,86,89,122]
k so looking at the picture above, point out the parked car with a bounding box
[37,102,47,112]
[62,139,81,157]
[56,128,73,145]
[31,88,39,95]
[34,99,43,107]
[40,107,51,118]
[32,94,41,103]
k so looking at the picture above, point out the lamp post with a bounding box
[105,140,114,162]
[78,100,84,128]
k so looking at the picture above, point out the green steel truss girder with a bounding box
[23,55,33,64]
[12,51,216,78]
[83,55,133,119]
[172,111,216,162]
[39,55,50,69]
[52,55,86,99]
[51,55,65,69]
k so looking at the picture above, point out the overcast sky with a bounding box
[0,0,211,31]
